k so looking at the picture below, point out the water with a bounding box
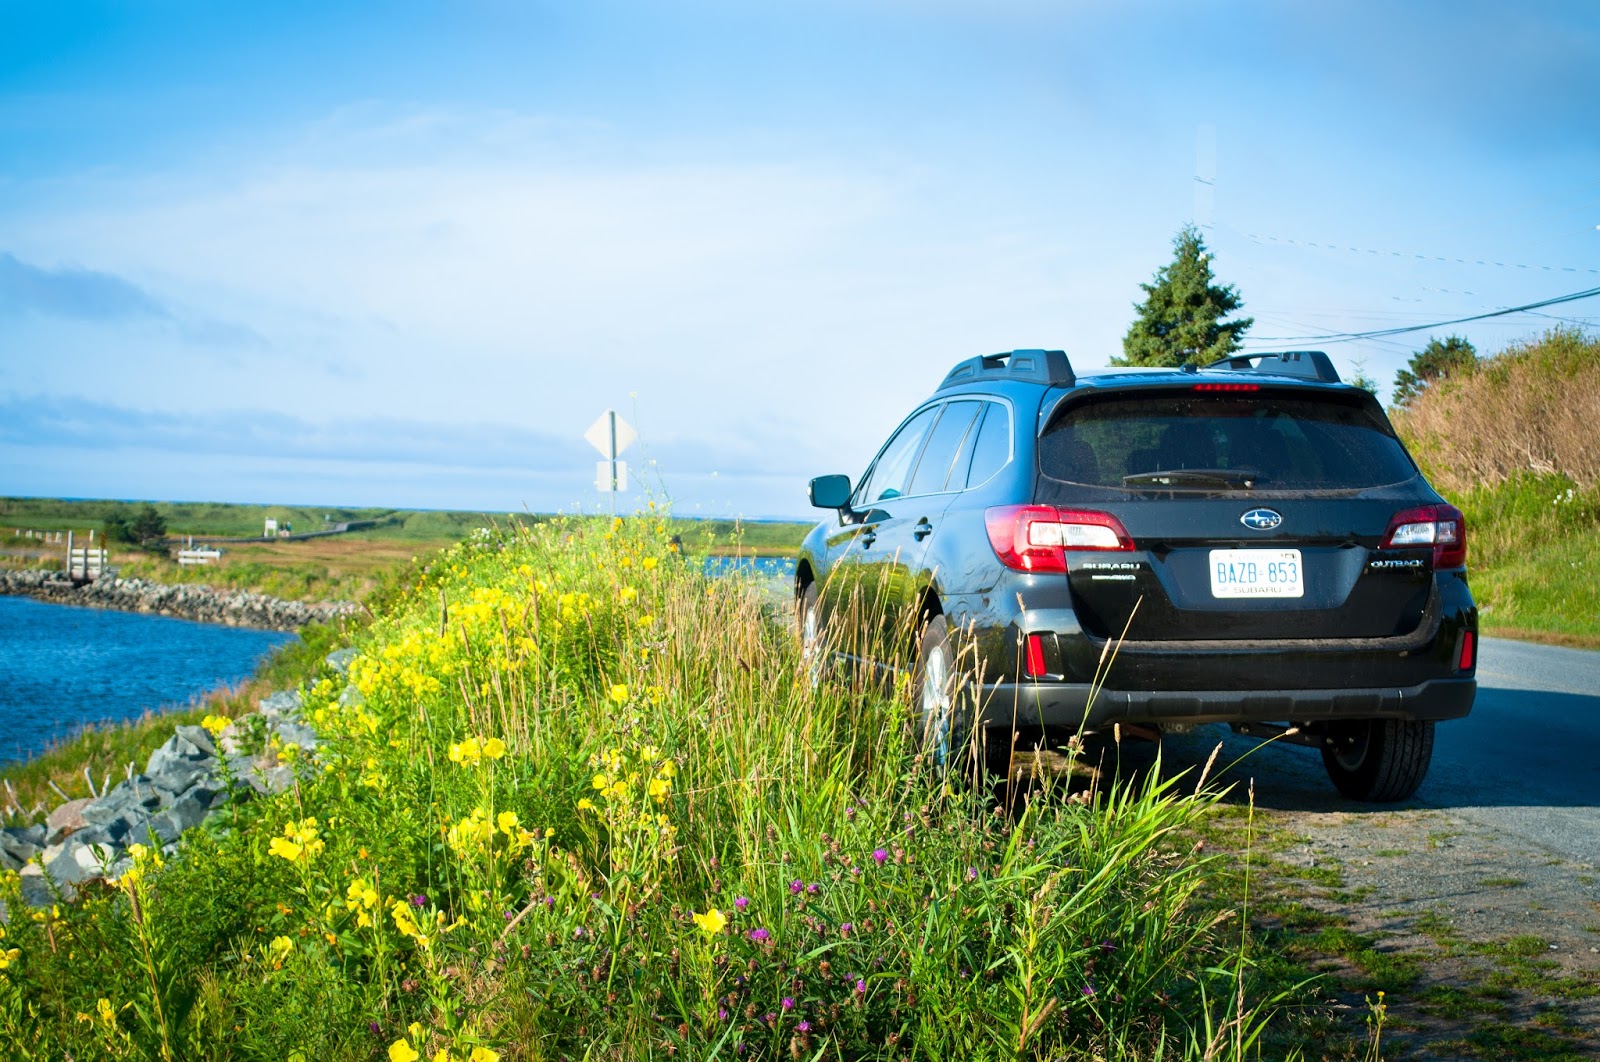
[701,555,797,579]
[0,595,295,765]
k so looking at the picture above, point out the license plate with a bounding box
[1209,549,1304,598]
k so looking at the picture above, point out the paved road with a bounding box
[1159,636,1600,860]
[1422,636,1600,863]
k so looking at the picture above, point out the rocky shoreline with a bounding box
[0,648,358,907]
[0,569,360,631]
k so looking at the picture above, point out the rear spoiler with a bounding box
[1207,351,1341,383]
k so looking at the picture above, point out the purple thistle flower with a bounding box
[545,896,555,909]
[409,893,427,908]
[871,848,888,865]
[797,1020,812,1032]
[781,997,795,1011]
[734,896,749,910]
[806,883,820,895]
[747,927,771,942]
[966,866,979,882]
[368,1022,382,1036]
[503,909,515,920]
[1082,984,1096,998]
[718,1007,729,1021]
[840,923,853,937]
[789,879,804,894]
[855,978,867,993]
[845,805,856,821]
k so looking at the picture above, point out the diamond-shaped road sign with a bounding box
[584,410,636,460]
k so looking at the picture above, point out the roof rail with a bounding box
[1210,350,1341,383]
[937,349,1076,391]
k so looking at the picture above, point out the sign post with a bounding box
[584,409,637,515]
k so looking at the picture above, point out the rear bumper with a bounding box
[974,676,1476,730]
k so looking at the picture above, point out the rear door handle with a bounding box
[913,519,934,541]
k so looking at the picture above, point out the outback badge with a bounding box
[1240,508,1283,531]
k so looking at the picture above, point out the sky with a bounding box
[2,0,1597,519]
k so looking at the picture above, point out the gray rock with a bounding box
[173,724,217,757]
[19,864,69,907]
[45,797,94,846]
[260,690,302,717]
[326,647,358,675]
[43,842,91,886]
[0,848,20,873]
[244,764,295,796]
[337,683,364,708]
[2,824,45,848]
[274,720,319,752]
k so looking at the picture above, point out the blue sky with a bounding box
[3,1,1597,518]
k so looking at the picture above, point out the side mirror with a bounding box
[809,474,853,510]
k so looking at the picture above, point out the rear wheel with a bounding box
[1320,719,1434,802]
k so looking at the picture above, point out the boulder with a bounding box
[45,797,94,846]
[338,684,365,708]
[260,690,302,718]
[173,724,217,758]
[2,824,45,848]
[243,764,295,796]
[326,647,358,676]
[19,864,68,907]
[274,720,319,752]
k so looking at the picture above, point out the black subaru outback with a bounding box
[796,349,1476,802]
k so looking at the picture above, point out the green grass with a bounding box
[0,516,1298,1060]
[1443,474,1600,646]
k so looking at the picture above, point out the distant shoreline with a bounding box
[0,569,359,632]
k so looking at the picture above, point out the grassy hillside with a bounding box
[1392,327,1600,646]
[1,498,813,602]
[0,517,1301,1060]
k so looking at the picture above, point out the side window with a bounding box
[856,405,939,504]
[961,402,1013,488]
[906,400,982,497]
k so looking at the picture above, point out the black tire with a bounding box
[797,583,824,687]
[912,615,973,779]
[1320,719,1435,802]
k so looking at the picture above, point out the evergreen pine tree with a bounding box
[1116,225,1252,367]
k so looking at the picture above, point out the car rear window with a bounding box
[1039,391,1417,490]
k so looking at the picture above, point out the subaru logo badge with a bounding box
[1241,508,1283,531]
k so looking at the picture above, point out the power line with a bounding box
[1246,285,1600,344]
[1234,229,1600,275]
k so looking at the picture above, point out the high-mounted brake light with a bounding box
[1381,504,1467,569]
[984,505,1134,573]
[1192,382,1260,392]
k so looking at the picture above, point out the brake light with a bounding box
[1382,504,1467,569]
[1457,630,1475,671]
[1024,633,1048,677]
[1192,382,1260,392]
[984,505,1134,573]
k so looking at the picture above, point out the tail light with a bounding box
[984,505,1134,573]
[1024,633,1048,677]
[1382,504,1467,569]
[1457,630,1476,671]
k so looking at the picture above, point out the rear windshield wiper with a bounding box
[1122,469,1258,490]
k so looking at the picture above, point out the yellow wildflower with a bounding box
[448,737,482,767]
[608,684,629,705]
[432,1051,455,1062]
[642,557,658,571]
[620,586,638,603]
[267,837,303,862]
[648,777,671,804]
[692,908,727,935]
[409,1022,424,1041]
[97,998,115,1026]
[268,935,293,968]
[469,1048,501,1062]
[200,714,230,737]
[482,736,506,760]
[389,1040,420,1062]
[591,773,609,791]
[576,798,596,812]
[496,810,520,836]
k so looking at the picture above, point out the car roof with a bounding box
[932,349,1356,402]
